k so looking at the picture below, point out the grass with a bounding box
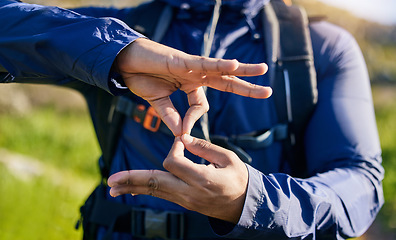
[0,85,396,239]
[0,101,100,240]
[372,85,396,231]
[2,1,395,239]
[0,165,96,240]
[0,107,100,177]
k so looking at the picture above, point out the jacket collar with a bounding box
[159,0,270,19]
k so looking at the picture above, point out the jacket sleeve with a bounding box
[211,22,384,239]
[0,0,143,94]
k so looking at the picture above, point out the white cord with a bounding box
[202,0,222,58]
[200,0,222,144]
[283,69,296,145]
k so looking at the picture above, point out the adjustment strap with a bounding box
[227,124,288,149]
[115,96,169,133]
[88,192,218,239]
[210,124,288,164]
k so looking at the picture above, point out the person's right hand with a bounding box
[114,38,272,136]
[108,134,249,224]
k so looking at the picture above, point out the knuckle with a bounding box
[126,170,133,185]
[147,170,160,190]
[163,156,176,172]
[181,195,196,211]
[220,150,239,164]
[248,82,258,97]
[225,81,234,93]
[196,138,212,150]
[199,57,207,71]
[226,150,238,159]
[216,59,221,71]
[162,156,172,170]
[200,178,216,191]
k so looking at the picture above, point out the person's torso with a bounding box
[109,3,284,211]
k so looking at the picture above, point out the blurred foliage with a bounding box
[0,105,100,176]
[0,104,100,240]
[295,0,396,84]
[0,158,97,240]
[1,0,396,239]
[372,86,396,232]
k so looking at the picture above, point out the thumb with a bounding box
[181,134,235,167]
[162,137,205,184]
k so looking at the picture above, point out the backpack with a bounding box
[78,1,318,239]
[99,0,317,179]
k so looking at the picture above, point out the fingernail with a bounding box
[110,189,119,198]
[182,134,193,144]
[184,128,192,135]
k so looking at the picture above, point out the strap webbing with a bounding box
[264,0,318,177]
[87,185,217,240]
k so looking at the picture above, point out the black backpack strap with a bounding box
[263,0,318,177]
[78,183,218,240]
[123,1,173,42]
[99,1,174,180]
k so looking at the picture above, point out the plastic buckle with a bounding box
[143,106,161,132]
[144,209,168,239]
[132,208,184,240]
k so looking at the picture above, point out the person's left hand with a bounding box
[107,134,248,224]
[115,38,271,136]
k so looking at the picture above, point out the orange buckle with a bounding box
[143,106,161,132]
[133,105,146,123]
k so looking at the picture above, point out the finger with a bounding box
[181,134,236,167]
[184,56,238,74]
[149,97,182,136]
[183,87,209,134]
[162,137,207,183]
[203,75,272,99]
[230,62,268,76]
[108,169,188,197]
[185,56,268,77]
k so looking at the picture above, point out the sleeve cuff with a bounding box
[108,71,129,95]
[209,164,265,238]
[79,17,146,95]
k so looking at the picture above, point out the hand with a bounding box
[114,38,272,136]
[108,134,248,224]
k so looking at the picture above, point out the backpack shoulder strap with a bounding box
[262,0,318,177]
[123,1,173,42]
[100,1,174,179]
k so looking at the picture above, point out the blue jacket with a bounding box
[0,0,384,239]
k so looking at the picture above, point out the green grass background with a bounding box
[1,84,396,240]
[0,97,100,240]
[1,0,396,239]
